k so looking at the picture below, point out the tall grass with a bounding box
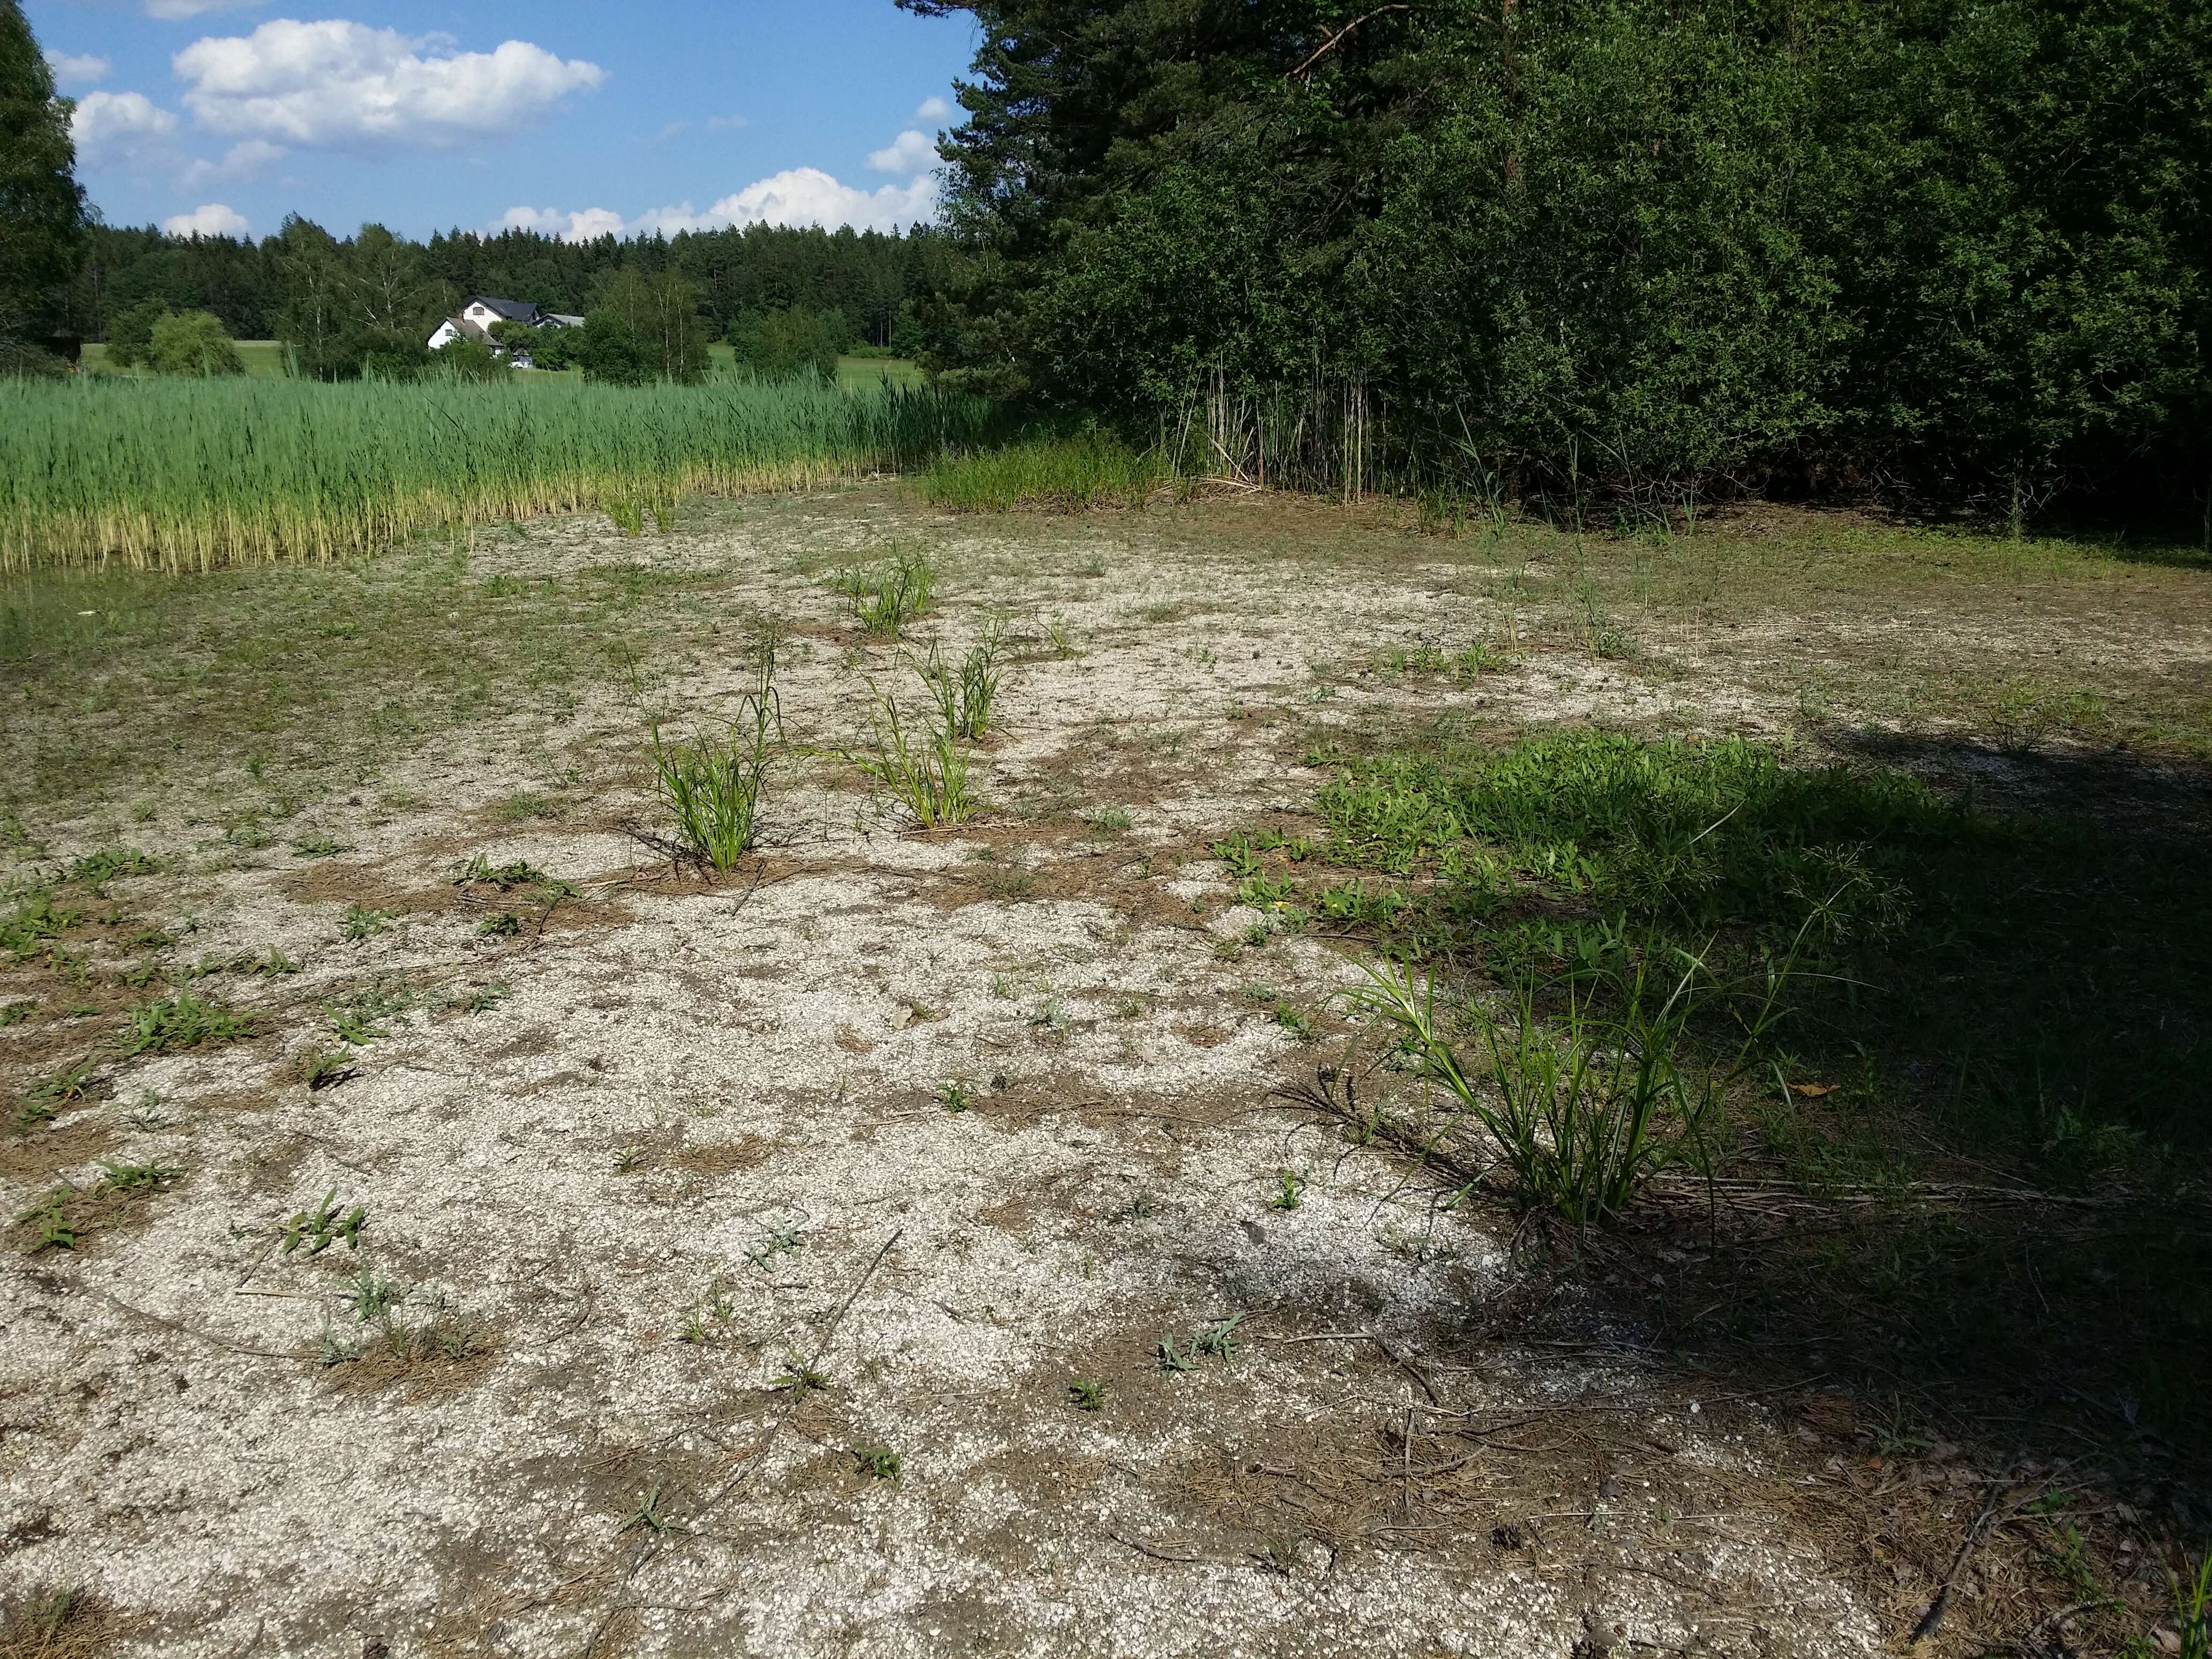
[918,434,1168,511]
[1,376,990,573]
[646,647,781,872]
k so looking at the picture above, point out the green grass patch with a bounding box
[2,376,989,573]
[917,434,1167,512]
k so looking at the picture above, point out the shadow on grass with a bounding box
[1292,728,2212,1500]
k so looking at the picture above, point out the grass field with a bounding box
[2,486,2207,1655]
[2,373,984,573]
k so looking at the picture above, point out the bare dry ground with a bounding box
[3,487,2207,1658]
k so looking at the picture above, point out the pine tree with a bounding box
[0,0,89,367]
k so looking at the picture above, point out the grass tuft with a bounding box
[919,434,1167,512]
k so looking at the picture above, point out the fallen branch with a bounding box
[1287,5,1411,79]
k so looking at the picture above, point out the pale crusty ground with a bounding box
[12,487,2155,1658]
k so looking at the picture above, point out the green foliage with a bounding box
[1315,732,1945,941]
[857,669,976,827]
[146,310,245,377]
[918,434,1165,511]
[646,647,781,871]
[1,376,991,573]
[910,0,2212,517]
[592,267,712,384]
[103,299,168,369]
[123,989,253,1053]
[728,304,851,382]
[0,1,86,364]
[836,544,936,636]
[918,617,1005,740]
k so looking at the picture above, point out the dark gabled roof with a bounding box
[469,295,543,323]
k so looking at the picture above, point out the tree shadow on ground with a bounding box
[1525,733,2210,1506]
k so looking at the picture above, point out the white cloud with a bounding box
[70,90,181,168]
[499,205,625,241]
[44,51,110,87]
[163,202,251,237]
[915,95,952,121]
[706,113,748,131]
[865,129,936,175]
[498,167,938,244]
[173,19,604,153]
[182,137,286,187]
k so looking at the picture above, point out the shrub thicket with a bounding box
[903,0,2211,520]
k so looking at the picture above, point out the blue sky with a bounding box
[27,0,977,241]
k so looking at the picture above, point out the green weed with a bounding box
[292,832,346,857]
[67,848,156,886]
[1269,1170,1305,1210]
[342,903,400,941]
[123,990,252,1054]
[919,616,1006,741]
[98,1160,181,1192]
[279,1187,368,1256]
[838,544,936,637]
[646,641,781,871]
[857,672,976,827]
[1067,1377,1108,1411]
[920,434,1166,512]
[853,1445,903,1484]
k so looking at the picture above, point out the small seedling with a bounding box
[477,911,522,938]
[615,1144,644,1173]
[249,949,300,976]
[1194,1313,1247,1360]
[1155,1335,1196,1374]
[617,1482,686,1535]
[301,1049,357,1091]
[460,984,509,1015]
[316,1317,363,1366]
[1272,1000,1316,1040]
[122,990,254,1056]
[937,1080,974,1114]
[1088,806,1132,834]
[853,1445,903,1484]
[98,1160,182,1192]
[121,1090,173,1131]
[329,1009,388,1047]
[341,1265,405,1323]
[1068,1377,1108,1412]
[342,904,401,942]
[16,1192,76,1252]
[772,1350,832,1399]
[280,1187,369,1255]
[292,833,346,857]
[745,1223,803,1269]
[1269,1171,1305,1211]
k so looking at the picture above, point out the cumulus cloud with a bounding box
[182,137,286,186]
[173,19,604,153]
[163,202,251,237]
[44,51,110,87]
[70,90,181,168]
[915,95,952,120]
[865,129,936,175]
[499,205,625,241]
[499,167,937,244]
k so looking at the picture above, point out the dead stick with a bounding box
[1910,1446,2024,1646]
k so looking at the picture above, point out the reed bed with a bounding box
[1,375,991,573]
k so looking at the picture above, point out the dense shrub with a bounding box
[904,0,2212,519]
[145,310,244,376]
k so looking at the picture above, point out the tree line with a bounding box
[49,216,945,380]
[901,0,2212,523]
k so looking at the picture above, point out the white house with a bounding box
[426,295,580,360]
